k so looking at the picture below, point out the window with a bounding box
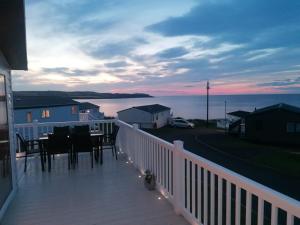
[286,122,295,133]
[42,109,50,118]
[72,106,78,114]
[27,112,32,123]
[156,115,158,120]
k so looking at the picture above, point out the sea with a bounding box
[77,94,300,119]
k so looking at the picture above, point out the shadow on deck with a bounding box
[2,152,189,225]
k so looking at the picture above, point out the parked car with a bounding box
[171,118,195,128]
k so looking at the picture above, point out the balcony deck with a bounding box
[2,152,189,225]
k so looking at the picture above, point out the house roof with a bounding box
[250,103,300,115]
[0,0,27,70]
[227,110,250,118]
[79,102,99,110]
[118,104,170,114]
[14,96,79,109]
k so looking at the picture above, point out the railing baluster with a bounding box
[286,213,294,225]
[257,197,264,225]
[198,164,202,223]
[271,205,278,225]
[235,186,241,225]
[191,162,195,215]
[218,176,223,225]
[226,181,231,225]
[168,149,171,192]
[187,160,190,212]
[246,192,252,225]
[204,169,208,225]
[211,172,215,225]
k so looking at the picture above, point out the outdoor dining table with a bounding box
[38,132,104,171]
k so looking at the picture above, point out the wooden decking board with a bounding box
[2,152,189,225]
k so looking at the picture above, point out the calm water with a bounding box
[77,94,300,119]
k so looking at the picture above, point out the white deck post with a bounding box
[173,140,184,215]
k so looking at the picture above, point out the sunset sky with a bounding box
[13,0,300,96]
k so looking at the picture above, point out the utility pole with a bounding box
[206,81,210,128]
[225,100,227,132]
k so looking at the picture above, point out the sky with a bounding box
[12,0,300,96]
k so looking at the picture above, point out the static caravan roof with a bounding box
[118,104,170,114]
[227,110,250,118]
[249,103,300,115]
[14,96,79,109]
[79,102,99,110]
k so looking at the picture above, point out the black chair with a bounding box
[103,125,119,160]
[73,125,90,134]
[53,126,70,136]
[16,133,41,172]
[72,125,94,168]
[47,131,72,172]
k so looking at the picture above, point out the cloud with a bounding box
[42,67,100,77]
[156,47,189,58]
[105,61,130,68]
[258,77,300,87]
[82,37,148,59]
[245,48,282,62]
[147,0,300,47]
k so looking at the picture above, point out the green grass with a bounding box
[255,151,300,177]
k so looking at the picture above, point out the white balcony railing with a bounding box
[13,119,300,225]
[116,120,300,225]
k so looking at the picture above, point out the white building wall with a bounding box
[117,108,153,129]
[153,110,171,128]
[0,51,17,221]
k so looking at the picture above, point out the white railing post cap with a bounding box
[133,123,139,129]
[173,140,183,150]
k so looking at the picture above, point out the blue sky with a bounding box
[13,0,300,95]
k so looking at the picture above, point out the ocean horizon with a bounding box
[77,93,300,119]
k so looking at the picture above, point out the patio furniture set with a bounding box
[16,124,119,172]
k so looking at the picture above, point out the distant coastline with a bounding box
[13,91,153,99]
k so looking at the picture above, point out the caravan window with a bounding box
[72,106,78,114]
[27,112,32,123]
[42,109,50,118]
